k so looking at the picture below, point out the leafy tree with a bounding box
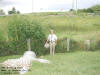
[90,5,100,13]
[8,16,46,55]
[8,7,20,15]
[70,9,75,11]
[78,4,100,13]
[17,11,20,14]
[86,8,94,13]
[0,9,5,15]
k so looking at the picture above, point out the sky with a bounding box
[0,0,100,14]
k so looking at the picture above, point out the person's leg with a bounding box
[53,42,55,55]
[50,42,52,55]
[51,43,53,55]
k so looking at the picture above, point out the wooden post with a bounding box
[67,38,70,52]
[85,40,90,50]
[27,38,31,51]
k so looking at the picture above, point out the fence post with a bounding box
[85,40,90,50]
[67,38,70,52]
[27,38,31,51]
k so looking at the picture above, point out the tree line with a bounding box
[78,5,100,13]
[0,4,100,16]
[70,4,100,13]
[0,7,20,15]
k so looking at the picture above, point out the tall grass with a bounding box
[0,12,100,56]
[0,13,100,41]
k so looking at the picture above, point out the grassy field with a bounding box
[0,12,100,41]
[0,12,100,75]
[0,50,100,75]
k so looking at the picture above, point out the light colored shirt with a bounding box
[48,34,57,42]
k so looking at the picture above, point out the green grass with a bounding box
[0,12,100,75]
[0,12,100,41]
[0,50,100,75]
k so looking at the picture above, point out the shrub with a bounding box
[0,16,46,56]
[31,21,46,55]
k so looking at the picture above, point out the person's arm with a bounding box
[55,35,58,45]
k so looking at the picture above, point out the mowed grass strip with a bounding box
[0,50,100,75]
[25,51,100,75]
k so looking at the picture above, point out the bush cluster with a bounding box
[0,16,46,56]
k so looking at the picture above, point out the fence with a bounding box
[0,37,100,56]
[56,37,100,52]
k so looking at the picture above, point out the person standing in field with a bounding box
[46,30,57,55]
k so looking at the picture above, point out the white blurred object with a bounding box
[44,43,49,48]
[1,51,50,75]
[19,66,28,75]
[34,58,50,63]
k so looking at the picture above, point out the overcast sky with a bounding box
[0,0,100,14]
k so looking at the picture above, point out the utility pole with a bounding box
[72,0,74,10]
[32,0,33,12]
[76,0,78,13]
